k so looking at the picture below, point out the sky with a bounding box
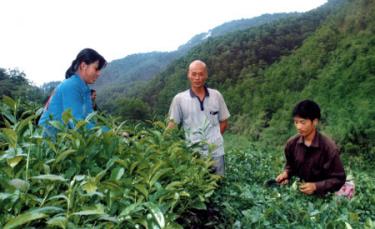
[0,0,327,86]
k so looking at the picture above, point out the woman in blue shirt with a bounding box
[38,48,107,137]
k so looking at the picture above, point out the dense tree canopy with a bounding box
[0,68,44,103]
[94,13,295,115]
[124,0,374,157]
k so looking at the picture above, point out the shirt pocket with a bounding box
[208,109,219,126]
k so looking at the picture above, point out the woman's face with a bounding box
[80,60,101,84]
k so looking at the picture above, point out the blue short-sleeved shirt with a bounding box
[168,87,230,157]
[38,74,94,136]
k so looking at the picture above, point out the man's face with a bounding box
[293,116,317,137]
[188,62,207,89]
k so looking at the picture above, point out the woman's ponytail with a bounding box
[65,59,79,79]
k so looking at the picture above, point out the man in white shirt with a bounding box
[167,60,230,176]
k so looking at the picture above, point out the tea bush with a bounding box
[1,97,374,228]
[0,97,219,228]
[209,134,375,228]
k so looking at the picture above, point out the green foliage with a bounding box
[95,52,181,112]
[133,0,374,157]
[141,0,336,117]
[207,134,375,228]
[237,0,375,157]
[95,13,296,116]
[0,68,45,104]
[178,13,296,52]
[0,98,219,228]
[112,97,151,121]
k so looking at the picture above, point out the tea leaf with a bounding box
[4,211,47,229]
[179,191,190,197]
[7,155,24,168]
[99,214,119,223]
[62,109,73,124]
[111,167,125,181]
[55,149,76,163]
[291,180,298,191]
[73,175,85,181]
[85,111,96,122]
[2,115,13,128]
[1,128,17,147]
[46,140,58,154]
[31,174,66,182]
[2,96,16,111]
[129,161,139,174]
[0,192,14,200]
[149,168,171,187]
[345,222,353,229]
[191,200,206,210]
[15,116,35,134]
[81,178,98,194]
[9,178,30,192]
[165,181,183,191]
[73,204,105,216]
[47,194,69,204]
[73,209,104,216]
[95,169,108,182]
[34,206,64,214]
[119,203,143,217]
[74,120,87,130]
[134,184,149,197]
[145,202,165,228]
[46,216,67,229]
[3,147,24,157]
[48,121,64,130]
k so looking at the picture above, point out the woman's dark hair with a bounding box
[65,48,107,79]
[292,99,321,121]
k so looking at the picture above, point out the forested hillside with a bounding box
[140,3,333,114]
[94,13,295,114]
[0,68,44,104]
[238,0,375,155]
[177,13,297,51]
[132,0,374,156]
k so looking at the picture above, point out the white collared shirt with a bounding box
[169,87,230,157]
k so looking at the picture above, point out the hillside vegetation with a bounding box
[0,68,44,104]
[94,13,295,116]
[133,0,375,156]
[0,97,218,228]
[1,98,374,228]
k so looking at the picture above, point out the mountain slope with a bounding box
[138,0,375,155]
[142,1,336,115]
[253,0,375,153]
[95,13,295,107]
[177,13,298,51]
